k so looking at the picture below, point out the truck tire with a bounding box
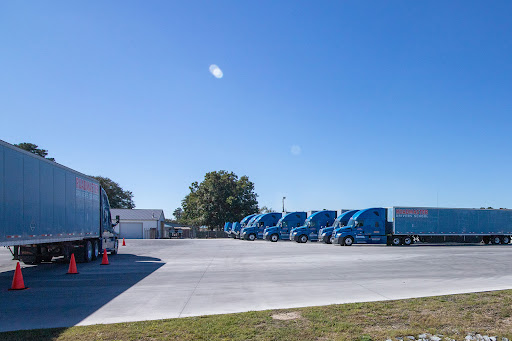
[92,240,100,260]
[492,236,502,245]
[391,236,402,246]
[483,236,490,244]
[325,235,332,244]
[83,240,93,263]
[403,236,413,246]
[299,235,308,243]
[270,234,279,242]
[248,233,256,241]
[343,236,354,246]
[502,236,511,244]
[111,240,119,255]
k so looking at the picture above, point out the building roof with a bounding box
[111,209,165,221]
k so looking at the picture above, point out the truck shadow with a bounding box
[0,252,164,337]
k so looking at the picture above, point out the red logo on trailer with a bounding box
[76,177,99,195]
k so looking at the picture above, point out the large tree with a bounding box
[181,171,259,230]
[91,176,135,209]
[14,142,55,161]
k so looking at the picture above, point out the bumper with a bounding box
[320,234,331,243]
[333,235,343,244]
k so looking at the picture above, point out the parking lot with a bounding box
[1,239,512,332]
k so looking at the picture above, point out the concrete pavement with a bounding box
[1,239,512,332]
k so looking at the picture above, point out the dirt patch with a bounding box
[272,311,301,321]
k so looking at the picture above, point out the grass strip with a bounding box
[2,289,512,341]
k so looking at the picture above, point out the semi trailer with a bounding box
[233,214,258,239]
[318,210,359,244]
[333,207,512,246]
[290,210,337,243]
[241,212,282,241]
[263,212,307,242]
[0,139,119,264]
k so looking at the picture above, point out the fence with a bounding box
[194,230,229,239]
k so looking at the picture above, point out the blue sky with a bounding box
[2,1,512,218]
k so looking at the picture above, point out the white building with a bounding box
[111,209,166,239]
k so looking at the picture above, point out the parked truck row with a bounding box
[226,206,512,246]
[0,139,119,264]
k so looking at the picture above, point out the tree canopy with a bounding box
[14,142,55,161]
[181,171,259,230]
[91,176,135,209]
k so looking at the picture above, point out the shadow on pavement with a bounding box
[0,252,164,337]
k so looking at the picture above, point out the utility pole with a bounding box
[282,197,286,213]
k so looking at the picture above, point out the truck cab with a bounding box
[241,213,282,241]
[290,210,337,243]
[233,214,258,239]
[263,212,307,242]
[333,207,390,246]
[224,222,233,237]
[319,210,359,244]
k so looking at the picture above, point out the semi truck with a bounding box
[263,212,307,242]
[223,222,233,237]
[333,206,512,246]
[232,214,258,239]
[318,210,359,244]
[290,210,337,243]
[0,139,119,264]
[241,212,282,241]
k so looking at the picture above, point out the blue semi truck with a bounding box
[290,210,337,243]
[318,210,359,244]
[223,222,233,237]
[263,212,307,242]
[232,214,258,239]
[0,139,119,264]
[334,207,512,246]
[241,212,282,241]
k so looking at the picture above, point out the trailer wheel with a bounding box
[492,236,502,245]
[270,234,279,242]
[92,240,100,260]
[299,235,308,243]
[502,236,511,244]
[403,236,413,246]
[343,236,354,246]
[248,233,256,241]
[83,240,93,263]
[391,236,402,246]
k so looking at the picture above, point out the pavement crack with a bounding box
[355,282,391,300]
[178,256,215,317]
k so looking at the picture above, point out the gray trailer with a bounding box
[0,139,119,264]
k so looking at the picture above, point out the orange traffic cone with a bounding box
[101,249,109,265]
[122,238,126,246]
[67,254,78,274]
[9,262,27,290]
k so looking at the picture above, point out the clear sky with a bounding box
[2,1,512,218]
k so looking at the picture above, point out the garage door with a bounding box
[119,223,143,239]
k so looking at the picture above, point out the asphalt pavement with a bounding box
[1,239,512,332]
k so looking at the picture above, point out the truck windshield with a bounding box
[332,220,342,228]
[346,218,355,227]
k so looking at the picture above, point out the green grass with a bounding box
[3,290,512,341]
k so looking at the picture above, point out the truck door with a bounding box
[365,210,386,244]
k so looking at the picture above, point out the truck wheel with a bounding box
[482,236,490,244]
[343,236,354,246]
[299,235,308,243]
[83,240,93,263]
[391,236,402,246]
[111,240,119,255]
[325,235,332,244]
[248,234,256,241]
[502,236,511,244]
[270,234,279,242]
[330,236,335,244]
[492,236,502,245]
[403,236,413,246]
[92,240,100,260]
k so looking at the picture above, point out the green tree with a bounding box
[91,176,135,209]
[181,171,259,230]
[173,207,183,221]
[14,142,55,161]
[259,206,275,214]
